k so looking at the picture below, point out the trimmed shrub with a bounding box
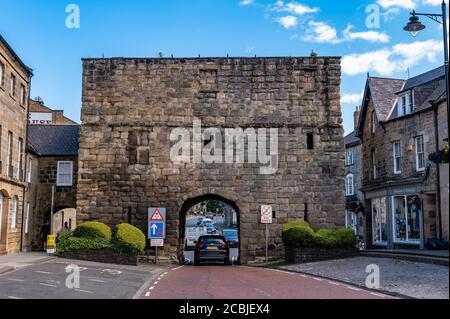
[314,229,338,248]
[282,221,312,232]
[73,222,112,241]
[57,236,111,254]
[334,228,357,248]
[112,223,146,254]
[282,226,316,248]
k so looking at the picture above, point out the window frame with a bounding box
[25,202,30,234]
[0,62,4,87]
[27,157,32,183]
[10,196,17,229]
[56,161,74,187]
[372,150,377,180]
[415,136,425,172]
[345,174,355,196]
[393,141,402,174]
[9,73,16,97]
[6,131,13,177]
[346,149,354,166]
[20,83,26,106]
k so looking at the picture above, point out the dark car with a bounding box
[223,229,239,248]
[194,235,230,265]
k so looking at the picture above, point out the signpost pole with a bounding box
[265,224,269,263]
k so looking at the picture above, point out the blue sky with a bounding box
[0,0,446,134]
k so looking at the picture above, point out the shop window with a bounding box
[392,195,421,243]
[372,197,387,245]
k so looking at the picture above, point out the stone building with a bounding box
[0,34,33,255]
[356,66,448,249]
[28,98,77,125]
[344,106,365,242]
[25,124,79,251]
[78,57,346,263]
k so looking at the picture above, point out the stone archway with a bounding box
[177,194,241,264]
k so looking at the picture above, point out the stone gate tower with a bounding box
[78,57,345,263]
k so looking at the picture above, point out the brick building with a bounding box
[344,106,365,242]
[25,124,79,251]
[0,34,33,255]
[356,66,448,249]
[78,57,346,263]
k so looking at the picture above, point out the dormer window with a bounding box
[397,91,414,117]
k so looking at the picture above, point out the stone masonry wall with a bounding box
[78,57,345,263]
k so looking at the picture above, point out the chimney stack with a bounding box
[354,106,361,131]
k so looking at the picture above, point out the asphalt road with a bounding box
[141,265,394,299]
[0,259,164,299]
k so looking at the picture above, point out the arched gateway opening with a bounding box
[179,195,240,265]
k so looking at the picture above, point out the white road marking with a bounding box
[272,269,293,275]
[145,292,151,297]
[36,271,52,274]
[149,286,155,290]
[312,277,323,281]
[327,281,341,286]
[163,272,168,275]
[8,296,22,299]
[89,279,106,283]
[75,289,93,294]
[154,281,159,285]
[6,278,25,282]
[370,292,387,298]
[346,286,361,291]
[172,266,184,271]
[40,283,57,288]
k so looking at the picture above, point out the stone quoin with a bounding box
[78,57,345,263]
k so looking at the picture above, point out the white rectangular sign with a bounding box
[151,239,164,247]
[29,112,53,125]
[261,205,273,224]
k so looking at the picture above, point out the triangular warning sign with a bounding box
[150,209,164,221]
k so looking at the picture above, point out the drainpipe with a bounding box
[19,73,32,252]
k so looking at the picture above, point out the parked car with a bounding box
[185,227,200,250]
[200,218,214,227]
[223,229,239,248]
[206,225,217,234]
[194,235,230,265]
[196,216,204,226]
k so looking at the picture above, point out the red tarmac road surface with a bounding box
[142,265,393,299]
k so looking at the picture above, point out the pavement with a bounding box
[276,256,449,299]
[0,252,55,275]
[140,264,394,299]
[0,257,168,299]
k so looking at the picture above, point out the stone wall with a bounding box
[0,36,31,254]
[78,57,345,263]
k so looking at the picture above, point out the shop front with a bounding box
[365,185,431,250]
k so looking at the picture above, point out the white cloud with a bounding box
[303,22,390,44]
[343,25,390,43]
[277,15,299,29]
[377,0,417,9]
[342,39,443,76]
[272,1,319,15]
[422,0,442,5]
[303,21,340,44]
[239,0,254,6]
[341,92,364,105]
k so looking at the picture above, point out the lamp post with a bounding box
[403,1,449,241]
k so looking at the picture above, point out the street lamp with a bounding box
[403,1,449,241]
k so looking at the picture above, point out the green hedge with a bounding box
[73,222,112,241]
[282,220,312,232]
[282,222,357,249]
[282,226,316,248]
[57,236,111,254]
[111,223,146,254]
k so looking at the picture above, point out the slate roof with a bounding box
[398,65,445,94]
[368,77,406,122]
[344,131,361,147]
[28,125,79,156]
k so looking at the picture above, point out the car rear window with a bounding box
[199,237,225,245]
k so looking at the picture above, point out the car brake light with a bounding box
[219,243,228,249]
[196,243,206,249]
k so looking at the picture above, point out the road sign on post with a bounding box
[261,205,273,224]
[148,208,166,264]
[260,205,273,263]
